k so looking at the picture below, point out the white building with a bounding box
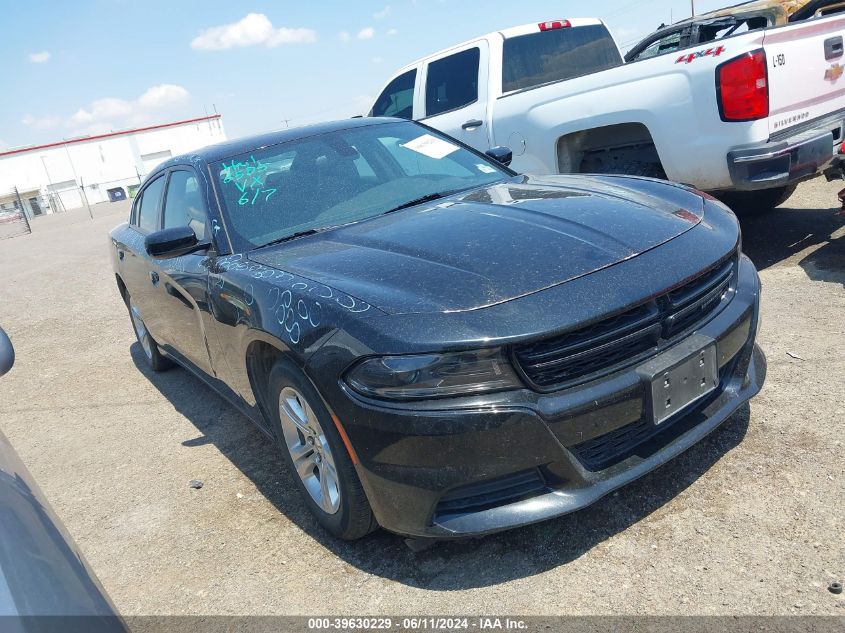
[0,114,226,217]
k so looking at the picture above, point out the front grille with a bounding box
[571,360,736,471]
[572,419,654,471]
[435,469,547,516]
[514,257,736,391]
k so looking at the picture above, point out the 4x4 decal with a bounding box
[676,46,726,64]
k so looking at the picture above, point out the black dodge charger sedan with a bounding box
[110,118,765,540]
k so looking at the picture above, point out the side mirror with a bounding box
[0,327,14,378]
[145,226,208,259]
[485,146,513,167]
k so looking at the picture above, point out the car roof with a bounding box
[154,116,405,174]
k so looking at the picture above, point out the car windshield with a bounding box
[212,121,510,250]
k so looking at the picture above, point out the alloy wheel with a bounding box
[278,386,341,514]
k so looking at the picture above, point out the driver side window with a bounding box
[162,170,207,240]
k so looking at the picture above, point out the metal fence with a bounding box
[0,175,144,240]
[0,188,32,240]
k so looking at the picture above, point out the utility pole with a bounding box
[691,0,696,16]
[62,142,91,219]
[40,155,56,214]
[79,177,93,220]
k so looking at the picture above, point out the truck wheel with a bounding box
[128,297,174,372]
[718,185,797,214]
[579,146,667,180]
[267,360,377,540]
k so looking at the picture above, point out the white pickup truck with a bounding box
[368,14,845,210]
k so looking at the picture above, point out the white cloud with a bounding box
[19,83,192,140]
[339,30,351,42]
[29,51,51,63]
[387,28,398,36]
[21,114,61,129]
[374,5,390,19]
[357,26,375,40]
[70,98,133,124]
[191,13,316,50]
[137,84,190,108]
[69,84,190,129]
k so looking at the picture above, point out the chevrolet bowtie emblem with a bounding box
[825,63,844,82]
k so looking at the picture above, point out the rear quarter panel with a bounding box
[489,31,770,190]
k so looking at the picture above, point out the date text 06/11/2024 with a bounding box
[306,617,529,630]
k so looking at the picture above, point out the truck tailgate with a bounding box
[764,14,845,136]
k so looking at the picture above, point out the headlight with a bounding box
[345,348,523,400]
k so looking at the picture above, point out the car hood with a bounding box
[249,175,705,315]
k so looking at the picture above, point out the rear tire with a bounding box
[128,296,174,372]
[717,185,797,214]
[267,360,377,540]
[579,145,667,180]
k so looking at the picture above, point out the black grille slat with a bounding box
[664,276,732,337]
[436,469,547,515]
[513,257,736,390]
[573,419,653,471]
[522,323,661,385]
[517,303,660,363]
[665,260,734,311]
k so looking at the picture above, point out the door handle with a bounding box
[149,271,159,285]
[825,36,843,60]
[462,119,483,130]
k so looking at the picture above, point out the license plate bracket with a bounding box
[637,334,719,426]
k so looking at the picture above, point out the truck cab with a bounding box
[368,19,622,153]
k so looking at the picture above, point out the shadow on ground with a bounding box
[132,343,750,590]
[737,203,845,272]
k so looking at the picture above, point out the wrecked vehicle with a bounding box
[626,0,845,63]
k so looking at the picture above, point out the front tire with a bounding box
[128,296,174,372]
[717,185,797,214]
[267,360,376,540]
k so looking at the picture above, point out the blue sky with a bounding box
[1,0,732,150]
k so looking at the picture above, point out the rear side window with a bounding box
[502,25,622,93]
[163,170,207,240]
[425,47,480,116]
[371,69,417,119]
[136,175,165,233]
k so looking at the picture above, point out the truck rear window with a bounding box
[502,25,623,93]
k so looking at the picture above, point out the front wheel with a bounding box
[128,297,173,372]
[717,185,797,214]
[268,361,376,540]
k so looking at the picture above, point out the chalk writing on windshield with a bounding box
[220,155,278,206]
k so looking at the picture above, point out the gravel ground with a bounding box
[0,179,842,616]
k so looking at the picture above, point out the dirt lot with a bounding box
[0,179,843,616]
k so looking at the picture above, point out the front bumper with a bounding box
[726,127,835,191]
[333,256,765,538]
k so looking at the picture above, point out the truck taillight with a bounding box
[539,20,571,31]
[716,50,769,122]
